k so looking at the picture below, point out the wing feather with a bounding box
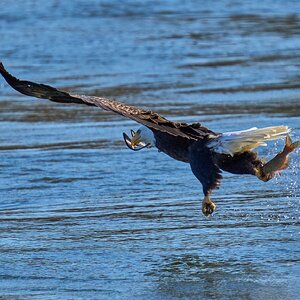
[0,63,215,140]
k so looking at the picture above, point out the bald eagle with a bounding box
[0,63,299,216]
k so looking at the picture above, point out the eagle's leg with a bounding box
[254,164,274,182]
[202,192,216,216]
[255,135,300,182]
[189,142,222,216]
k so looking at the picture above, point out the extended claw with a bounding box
[202,195,216,216]
[123,131,151,151]
[130,129,136,137]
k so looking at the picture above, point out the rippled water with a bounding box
[0,1,299,299]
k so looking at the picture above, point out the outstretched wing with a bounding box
[0,63,216,140]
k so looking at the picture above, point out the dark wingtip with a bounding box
[0,62,13,79]
[0,62,21,89]
[0,62,6,73]
[0,63,95,106]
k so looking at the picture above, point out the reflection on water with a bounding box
[156,253,292,299]
[0,0,299,299]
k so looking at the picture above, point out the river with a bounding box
[0,1,299,299]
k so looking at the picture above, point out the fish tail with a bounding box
[284,135,300,154]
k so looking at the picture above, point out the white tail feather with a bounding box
[209,126,290,155]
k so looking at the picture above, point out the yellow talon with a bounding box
[202,195,216,216]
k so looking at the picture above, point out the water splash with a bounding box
[284,136,300,216]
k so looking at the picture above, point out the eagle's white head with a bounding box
[131,126,156,148]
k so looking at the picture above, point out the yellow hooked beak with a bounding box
[131,132,141,147]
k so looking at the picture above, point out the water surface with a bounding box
[0,1,299,299]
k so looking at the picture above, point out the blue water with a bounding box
[0,1,299,299]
